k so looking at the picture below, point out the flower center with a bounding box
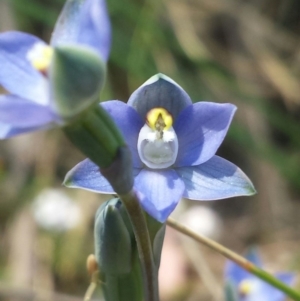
[27,43,53,74]
[137,108,178,169]
[239,279,254,296]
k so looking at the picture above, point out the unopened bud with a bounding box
[94,198,132,274]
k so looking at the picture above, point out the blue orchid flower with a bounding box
[65,73,256,222]
[225,249,295,301]
[0,0,110,138]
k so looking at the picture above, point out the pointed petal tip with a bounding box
[151,206,175,223]
[62,171,73,188]
[246,184,257,196]
[227,103,237,116]
[136,193,176,223]
[227,177,257,199]
[240,176,257,197]
[63,166,81,188]
[141,73,184,90]
[155,214,168,223]
[135,169,185,222]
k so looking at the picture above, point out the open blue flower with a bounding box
[0,0,110,138]
[225,249,295,301]
[65,74,256,222]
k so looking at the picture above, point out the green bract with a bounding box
[51,45,106,119]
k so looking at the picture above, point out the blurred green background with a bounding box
[0,0,300,300]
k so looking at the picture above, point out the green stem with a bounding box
[167,217,300,301]
[251,266,300,300]
[120,190,159,301]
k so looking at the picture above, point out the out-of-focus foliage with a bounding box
[1,0,300,300]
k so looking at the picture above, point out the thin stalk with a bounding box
[84,271,99,301]
[84,282,97,301]
[120,190,159,301]
[167,217,300,301]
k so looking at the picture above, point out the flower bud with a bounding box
[94,198,132,274]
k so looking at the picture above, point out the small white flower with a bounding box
[32,188,81,232]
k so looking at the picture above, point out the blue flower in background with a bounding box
[0,0,110,138]
[225,249,295,301]
[65,73,256,222]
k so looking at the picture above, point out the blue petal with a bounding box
[64,158,141,193]
[175,102,236,166]
[127,74,192,122]
[225,260,251,285]
[101,101,143,168]
[77,0,111,61]
[134,169,185,222]
[64,158,114,193]
[176,155,256,200]
[51,0,85,46]
[244,276,293,301]
[51,0,111,61]
[0,31,48,104]
[0,95,56,138]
